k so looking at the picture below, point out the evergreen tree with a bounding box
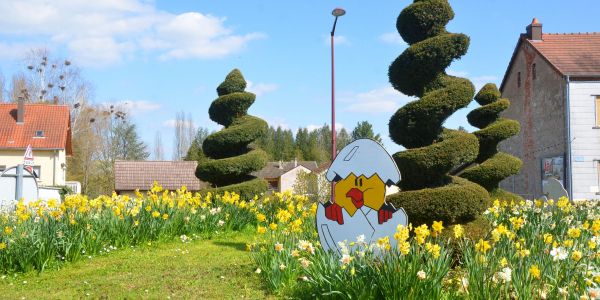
[351,121,382,144]
[113,120,149,160]
[386,0,489,225]
[337,128,351,150]
[295,128,309,160]
[195,69,268,198]
[184,127,210,162]
[282,129,295,160]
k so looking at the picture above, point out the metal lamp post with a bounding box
[330,7,345,202]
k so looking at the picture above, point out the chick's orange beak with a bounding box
[346,188,364,209]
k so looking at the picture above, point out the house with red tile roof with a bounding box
[0,100,72,187]
[499,19,600,200]
[114,160,208,196]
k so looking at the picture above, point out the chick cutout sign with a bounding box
[316,138,408,254]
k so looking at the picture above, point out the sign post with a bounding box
[15,145,34,201]
[23,144,34,174]
[15,164,23,201]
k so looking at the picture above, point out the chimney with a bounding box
[278,160,283,169]
[17,97,25,124]
[526,18,542,41]
[294,158,297,168]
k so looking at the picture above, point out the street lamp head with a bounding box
[332,8,346,17]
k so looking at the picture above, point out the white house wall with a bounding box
[280,166,311,192]
[0,149,67,187]
[569,81,600,200]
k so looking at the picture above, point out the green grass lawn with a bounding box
[0,230,272,299]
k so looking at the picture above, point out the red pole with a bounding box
[330,16,338,203]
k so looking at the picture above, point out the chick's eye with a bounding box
[359,178,363,187]
[354,178,358,186]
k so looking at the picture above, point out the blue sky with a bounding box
[0,0,598,157]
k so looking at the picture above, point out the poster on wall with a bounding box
[542,156,564,188]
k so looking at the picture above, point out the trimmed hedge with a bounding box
[460,152,522,191]
[387,0,489,225]
[396,0,454,44]
[208,92,256,127]
[387,176,490,226]
[474,82,501,105]
[202,116,268,159]
[393,129,479,190]
[202,178,268,201]
[196,149,268,187]
[389,76,475,148]
[216,69,247,96]
[389,33,470,98]
[196,69,268,195]
[467,99,510,128]
[460,83,522,196]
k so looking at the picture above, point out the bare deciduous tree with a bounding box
[173,111,195,161]
[154,131,164,160]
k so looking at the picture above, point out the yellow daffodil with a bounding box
[475,239,491,254]
[529,265,541,279]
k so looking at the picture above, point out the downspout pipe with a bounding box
[565,75,573,200]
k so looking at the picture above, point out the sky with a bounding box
[0,0,599,157]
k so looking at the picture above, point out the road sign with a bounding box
[23,145,34,175]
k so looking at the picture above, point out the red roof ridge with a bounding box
[543,32,600,35]
[0,103,70,107]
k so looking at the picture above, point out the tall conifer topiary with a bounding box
[460,83,522,200]
[386,0,489,225]
[196,69,268,199]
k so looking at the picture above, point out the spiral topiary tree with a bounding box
[460,83,522,200]
[196,69,268,199]
[386,0,489,225]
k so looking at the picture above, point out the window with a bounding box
[34,130,44,138]
[596,96,600,127]
[32,166,41,178]
[267,179,279,190]
[0,165,5,173]
[517,72,521,88]
[532,63,536,80]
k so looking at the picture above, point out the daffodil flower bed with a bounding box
[250,197,600,299]
[0,183,258,273]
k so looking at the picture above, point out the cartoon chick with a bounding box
[324,138,401,225]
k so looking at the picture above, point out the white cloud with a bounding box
[263,117,289,130]
[306,122,343,132]
[379,32,406,46]
[448,70,498,91]
[102,100,161,116]
[0,42,40,60]
[162,119,196,129]
[247,81,278,96]
[324,35,349,46]
[0,1,265,66]
[341,86,414,114]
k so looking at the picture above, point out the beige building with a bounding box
[0,101,72,187]
[499,19,600,200]
[114,160,208,196]
[253,159,318,192]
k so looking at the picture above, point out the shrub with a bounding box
[387,176,490,226]
[387,0,489,225]
[202,178,268,201]
[460,83,522,196]
[196,69,268,196]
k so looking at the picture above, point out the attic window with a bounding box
[532,63,536,80]
[34,130,44,138]
[517,72,522,88]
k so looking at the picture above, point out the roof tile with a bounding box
[0,104,71,152]
[114,160,208,191]
[528,33,600,76]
